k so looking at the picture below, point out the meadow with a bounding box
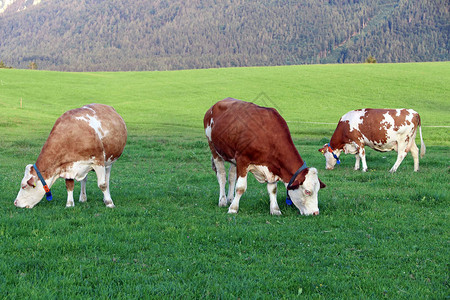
[0,62,449,299]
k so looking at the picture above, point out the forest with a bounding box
[0,0,448,71]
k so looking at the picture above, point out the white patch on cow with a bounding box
[340,109,365,132]
[405,109,415,123]
[343,143,358,154]
[247,164,280,183]
[60,158,97,181]
[382,112,395,130]
[205,118,213,141]
[106,154,116,164]
[228,175,248,214]
[82,106,96,113]
[76,114,109,139]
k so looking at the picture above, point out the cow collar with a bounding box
[327,143,340,164]
[33,164,53,201]
[285,161,307,205]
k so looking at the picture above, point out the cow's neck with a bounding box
[276,147,305,184]
[329,136,344,150]
[35,141,61,186]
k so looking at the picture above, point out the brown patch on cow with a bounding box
[271,185,277,194]
[65,179,75,191]
[388,109,415,129]
[35,104,127,180]
[358,109,389,144]
[236,187,246,195]
[99,183,107,192]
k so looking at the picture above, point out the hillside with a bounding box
[0,0,448,71]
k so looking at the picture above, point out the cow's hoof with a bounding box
[218,196,228,207]
[228,207,238,214]
[79,195,87,202]
[66,203,74,208]
[104,200,115,208]
[270,209,282,216]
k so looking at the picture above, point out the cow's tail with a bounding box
[419,118,426,158]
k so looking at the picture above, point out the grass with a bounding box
[0,62,449,298]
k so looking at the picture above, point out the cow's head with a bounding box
[318,144,341,170]
[287,168,326,216]
[14,164,46,208]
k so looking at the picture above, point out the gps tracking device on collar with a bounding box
[286,161,307,205]
[33,164,53,201]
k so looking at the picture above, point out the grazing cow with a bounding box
[14,104,127,208]
[319,108,425,173]
[204,98,326,216]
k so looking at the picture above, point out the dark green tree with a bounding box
[366,55,377,63]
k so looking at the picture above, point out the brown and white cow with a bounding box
[14,104,127,208]
[319,108,425,173]
[204,98,326,216]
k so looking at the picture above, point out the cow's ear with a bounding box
[291,172,307,189]
[318,146,326,154]
[27,176,36,188]
[288,182,300,190]
[319,179,326,189]
[21,164,35,189]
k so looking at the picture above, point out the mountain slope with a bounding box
[0,0,42,14]
[0,0,448,71]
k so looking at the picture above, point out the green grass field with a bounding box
[0,62,449,298]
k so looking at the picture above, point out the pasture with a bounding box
[0,62,449,298]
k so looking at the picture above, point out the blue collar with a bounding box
[286,161,307,205]
[327,143,340,164]
[33,164,53,201]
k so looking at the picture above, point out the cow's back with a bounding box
[334,108,420,150]
[38,104,127,171]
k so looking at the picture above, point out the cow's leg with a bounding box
[411,144,420,172]
[359,147,368,172]
[65,179,75,207]
[390,143,408,173]
[267,182,281,215]
[79,175,87,202]
[228,174,248,214]
[354,154,361,170]
[212,157,228,207]
[103,165,115,207]
[93,165,115,208]
[227,164,237,204]
[410,142,420,172]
